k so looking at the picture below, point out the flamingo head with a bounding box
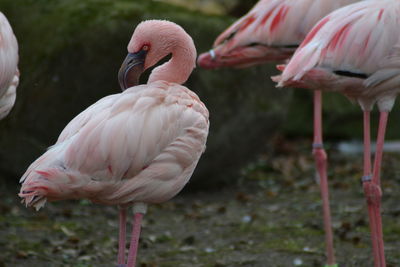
[118,20,196,90]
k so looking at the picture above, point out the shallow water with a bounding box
[337,140,400,154]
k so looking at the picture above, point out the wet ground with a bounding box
[1,140,400,267]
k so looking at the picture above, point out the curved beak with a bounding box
[118,50,147,91]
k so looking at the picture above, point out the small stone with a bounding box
[241,215,252,223]
[179,245,195,252]
[204,247,215,253]
[16,251,28,259]
[293,258,303,266]
[148,235,157,243]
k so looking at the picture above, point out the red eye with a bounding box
[142,44,150,51]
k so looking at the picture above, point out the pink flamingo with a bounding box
[0,12,19,120]
[198,1,359,266]
[19,20,209,267]
[273,0,400,266]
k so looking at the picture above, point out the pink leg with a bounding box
[363,111,372,176]
[361,111,381,266]
[117,207,127,267]
[126,212,144,267]
[313,90,336,267]
[364,111,388,267]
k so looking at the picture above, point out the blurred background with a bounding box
[0,0,399,266]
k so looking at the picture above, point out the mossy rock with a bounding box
[0,0,289,190]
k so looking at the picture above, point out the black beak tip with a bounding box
[118,51,147,91]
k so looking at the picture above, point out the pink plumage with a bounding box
[20,82,208,207]
[20,20,209,209]
[197,0,360,69]
[275,0,400,111]
[19,20,209,267]
[0,12,18,120]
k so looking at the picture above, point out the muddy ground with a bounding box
[1,140,400,267]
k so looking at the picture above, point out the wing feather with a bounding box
[20,81,209,205]
[279,0,400,86]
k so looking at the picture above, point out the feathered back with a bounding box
[214,0,360,49]
[280,0,400,83]
[198,0,361,69]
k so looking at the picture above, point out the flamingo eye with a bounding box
[142,45,150,51]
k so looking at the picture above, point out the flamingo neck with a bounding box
[148,42,196,85]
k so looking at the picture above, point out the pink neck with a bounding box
[148,40,196,85]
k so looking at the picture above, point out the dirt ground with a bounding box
[1,141,400,267]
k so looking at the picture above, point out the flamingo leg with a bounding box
[117,207,127,267]
[363,111,388,267]
[312,90,337,267]
[361,110,380,267]
[362,111,372,177]
[126,203,147,267]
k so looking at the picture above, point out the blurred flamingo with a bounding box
[19,20,209,267]
[0,12,19,120]
[274,0,400,266]
[198,1,360,266]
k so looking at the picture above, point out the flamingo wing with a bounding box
[365,44,400,91]
[279,0,400,87]
[56,93,118,143]
[20,81,209,207]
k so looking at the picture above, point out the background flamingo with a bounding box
[273,1,400,266]
[19,20,209,267]
[0,12,18,120]
[197,1,360,266]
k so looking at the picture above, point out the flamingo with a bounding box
[273,0,400,266]
[19,20,209,267]
[0,12,19,120]
[198,1,360,266]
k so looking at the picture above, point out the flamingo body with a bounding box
[0,12,18,120]
[276,0,400,111]
[20,80,208,208]
[198,0,359,69]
